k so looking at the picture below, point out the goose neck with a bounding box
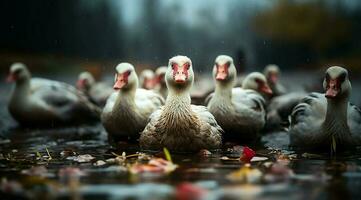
[323,96,350,136]
[214,82,233,101]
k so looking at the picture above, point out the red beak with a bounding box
[6,73,15,83]
[260,84,273,95]
[76,79,86,89]
[215,65,228,81]
[325,79,339,98]
[113,74,127,90]
[175,73,186,83]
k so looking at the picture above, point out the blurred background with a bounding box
[0,0,360,80]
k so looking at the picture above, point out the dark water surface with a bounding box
[1,75,361,200]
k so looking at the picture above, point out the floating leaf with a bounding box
[331,135,337,154]
[163,147,172,163]
[241,146,256,163]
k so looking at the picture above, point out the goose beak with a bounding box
[113,74,127,90]
[260,84,273,95]
[325,79,339,98]
[216,72,227,81]
[215,65,228,81]
[6,73,15,83]
[76,79,86,89]
[175,74,186,83]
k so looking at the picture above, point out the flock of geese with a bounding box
[6,55,361,152]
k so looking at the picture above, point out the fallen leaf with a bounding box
[227,164,263,183]
[240,146,256,163]
[129,158,178,174]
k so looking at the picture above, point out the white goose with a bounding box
[289,66,361,151]
[7,63,101,126]
[140,56,222,152]
[76,71,113,107]
[206,55,272,142]
[139,69,156,90]
[263,64,286,97]
[154,66,168,98]
[101,63,164,143]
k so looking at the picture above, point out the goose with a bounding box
[206,55,272,142]
[263,64,286,97]
[139,56,223,152]
[154,66,168,98]
[289,66,361,151]
[6,63,101,127]
[265,92,307,131]
[139,69,156,90]
[101,63,164,143]
[76,71,113,107]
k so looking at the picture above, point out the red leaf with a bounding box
[241,146,256,163]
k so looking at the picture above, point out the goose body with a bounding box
[140,56,222,151]
[77,71,113,107]
[7,63,100,126]
[206,56,271,142]
[101,63,164,142]
[266,92,306,131]
[290,66,361,151]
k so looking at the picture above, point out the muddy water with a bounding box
[1,74,361,200]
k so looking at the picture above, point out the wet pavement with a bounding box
[1,73,361,200]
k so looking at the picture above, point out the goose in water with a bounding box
[206,55,271,142]
[101,63,164,143]
[265,92,307,131]
[140,56,222,152]
[289,66,361,151]
[263,64,286,98]
[76,71,113,107]
[154,66,168,99]
[7,63,101,127]
[139,69,156,90]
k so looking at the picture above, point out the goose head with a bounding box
[139,69,155,90]
[166,56,194,92]
[213,55,237,86]
[155,66,167,86]
[323,66,351,99]
[113,63,138,91]
[77,71,95,91]
[242,72,273,95]
[263,64,280,85]
[6,63,31,83]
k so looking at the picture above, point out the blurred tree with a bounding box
[252,0,352,68]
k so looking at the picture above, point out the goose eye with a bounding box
[325,73,330,82]
[339,72,346,83]
[225,61,231,67]
[171,63,176,70]
[184,63,190,70]
[125,70,132,76]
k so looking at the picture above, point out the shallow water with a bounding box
[1,74,361,200]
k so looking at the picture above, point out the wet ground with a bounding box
[1,73,361,200]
